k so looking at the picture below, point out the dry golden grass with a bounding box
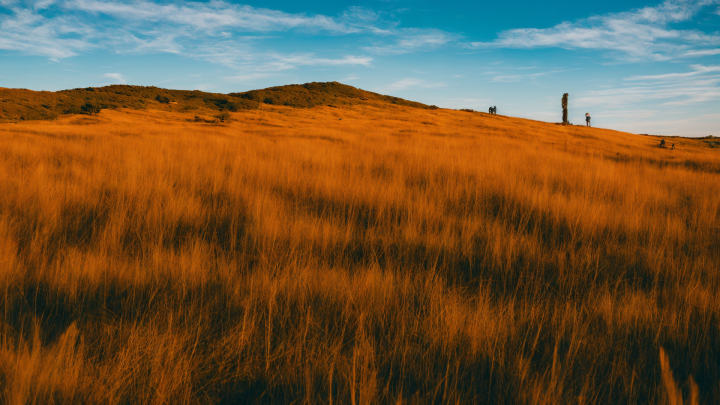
[1,102,719,404]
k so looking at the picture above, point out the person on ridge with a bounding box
[494,106,497,115]
[585,112,591,127]
[489,106,493,114]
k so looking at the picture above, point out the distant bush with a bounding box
[263,97,274,105]
[214,111,231,122]
[155,95,170,104]
[80,100,102,115]
[429,105,439,110]
[225,101,238,112]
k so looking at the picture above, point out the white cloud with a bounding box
[194,83,217,91]
[625,64,720,81]
[364,29,458,55]
[491,69,569,83]
[103,72,125,83]
[66,0,355,33]
[576,64,720,107]
[468,0,720,61]
[0,7,95,60]
[0,0,448,73]
[223,73,278,83]
[682,48,720,57]
[262,54,372,71]
[385,78,446,91]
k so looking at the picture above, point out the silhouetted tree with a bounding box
[562,93,569,124]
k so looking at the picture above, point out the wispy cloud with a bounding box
[491,69,569,83]
[384,78,446,91]
[194,83,217,91]
[0,0,454,69]
[67,0,359,33]
[682,48,720,57]
[576,64,720,107]
[0,7,95,60]
[625,64,720,81]
[468,0,720,61]
[223,73,278,83]
[260,54,372,71]
[364,29,459,55]
[103,73,125,83]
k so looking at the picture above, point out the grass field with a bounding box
[1,102,719,404]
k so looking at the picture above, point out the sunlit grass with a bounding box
[1,103,719,404]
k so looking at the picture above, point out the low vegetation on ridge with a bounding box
[0,82,430,122]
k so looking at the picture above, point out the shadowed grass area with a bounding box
[0,103,719,404]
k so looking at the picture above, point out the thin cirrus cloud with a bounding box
[384,78,446,91]
[363,29,460,55]
[575,64,720,107]
[66,0,354,33]
[0,7,95,60]
[490,69,569,83]
[0,0,453,72]
[468,0,720,61]
[102,73,126,84]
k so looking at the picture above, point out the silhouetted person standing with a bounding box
[493,106,497,115]
[660,139,666,148]
[562,93,568,124]
[489,106,493,114]
[585,112,591,127]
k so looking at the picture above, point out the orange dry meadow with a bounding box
[0,102,719,404]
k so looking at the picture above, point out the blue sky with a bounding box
[1,0,719,136]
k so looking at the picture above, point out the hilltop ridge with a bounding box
[0,82,431,122]
[229,81,431,109]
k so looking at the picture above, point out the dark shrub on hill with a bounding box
[155,95,170,104]
[80,100,102,115]
[214,111,231,122]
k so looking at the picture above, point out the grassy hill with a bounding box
[0,93,718,404]
[229,81,432,109]
[0,82,431,122]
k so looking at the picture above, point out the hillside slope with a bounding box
[0,82,431,122]
[1,95,719,404]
